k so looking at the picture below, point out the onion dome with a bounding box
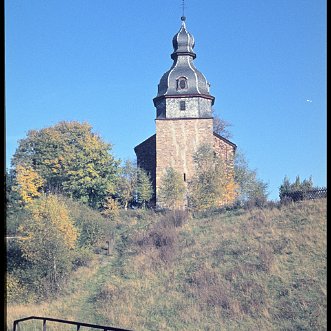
[153,17,214,106]
[171,16,196,60]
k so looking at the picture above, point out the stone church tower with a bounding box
[135,17,236,208]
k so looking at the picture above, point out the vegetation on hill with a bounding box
[6,199,326,331]
[6,120,325,330]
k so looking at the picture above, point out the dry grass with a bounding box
[7,199,327,330]
[6,256,104,330]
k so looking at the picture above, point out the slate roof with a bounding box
[154,17,214,105]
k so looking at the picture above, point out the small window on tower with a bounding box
[177,77,188,90]
[180,101,186,111]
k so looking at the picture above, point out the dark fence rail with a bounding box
[280,188,327,202]
[13,316,134,331]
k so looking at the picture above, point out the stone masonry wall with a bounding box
[165,97,212,119]
[135,122,237,208]
[213,133,236,176]
[155,118,214,207]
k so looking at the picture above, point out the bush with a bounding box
[17,195,78,298]
[164,210,189,227]
[136,217,179,263]
[6,207,30,236]
[66,198,112,248]
[6,273,27,303]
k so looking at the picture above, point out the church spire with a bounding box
[153,17,215,113]
[171,16,196,60]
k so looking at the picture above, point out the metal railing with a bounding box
[13,316,133,331]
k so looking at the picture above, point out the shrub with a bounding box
[17,195,78,298]
[6,273,27,303]
[136,217,179,264]
[66,198,112,248]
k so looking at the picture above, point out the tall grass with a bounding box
[6,199,326,330]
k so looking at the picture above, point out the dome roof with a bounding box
[154,17,214,105]
[171,16,196,60]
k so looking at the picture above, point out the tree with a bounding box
[136,168,153,208]
[158,167,186,209]
[212,111,232,139]
[188,144,227,210]
[234,150,268,206]
[6,168,20,207]
[279,175,315,201]
[11,121,120,209]
[6,168,25,225]
[18,195,78,296]
[116,160,138,210]
[279,176,291,198]
[14,165,44,205]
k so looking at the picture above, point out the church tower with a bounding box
[135,16,236,208]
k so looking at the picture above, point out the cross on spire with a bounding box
[181,0,186,21]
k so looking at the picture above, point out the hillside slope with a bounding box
[7,199,327,331]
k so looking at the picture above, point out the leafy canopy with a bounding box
[12,121,120,209]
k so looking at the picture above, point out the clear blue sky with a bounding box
[5,0,326,201]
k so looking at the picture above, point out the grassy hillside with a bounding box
[6,199,327,330]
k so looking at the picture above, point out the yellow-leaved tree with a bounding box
[14,164,44,204]
[18,194,78,297]
[221,177,239,205]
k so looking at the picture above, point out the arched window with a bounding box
[177,77,188,90]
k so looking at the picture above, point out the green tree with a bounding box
[279,176,291,198]
[136,168,153,209]
[158,167,186,209]
[18,195,78,296]
[234,150,268,206]
[116,160,138,210]
[11,121,120,209]
[301,176,314,191]
[279,175,315,201]
[188,144,227,210]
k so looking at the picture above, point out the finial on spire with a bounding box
[181,0,186,21]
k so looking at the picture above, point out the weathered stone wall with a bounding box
[155,97,213,119]
[155,118,214,207]
[135,122,237,208]
[213,133,236,176]
[213,133,237,205]
[165,97,212,119]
